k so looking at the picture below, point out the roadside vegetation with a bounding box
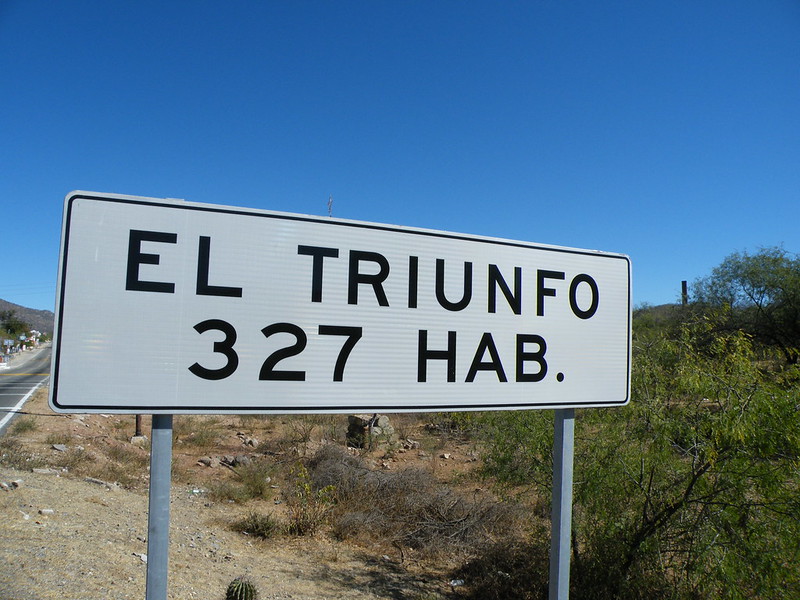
[1,246,797,599]
[453,246,800,599]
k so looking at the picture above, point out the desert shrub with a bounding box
[0,437,47,470]
[209,458,275,503]
[232,511,282,540]
[283,462,335,536]
[237,414,273,435]
[451,537,549,600]
[286,415,318,444]
[9,416,37,434]
[45,432,71,445]
[235,459,275,499]
[52,447,95,473]
[106,443,148,467]
[307,444,521,558]
[173,415,223,448]
[87,444,149,486]
[96,462,140,488]
[208,480,251,504]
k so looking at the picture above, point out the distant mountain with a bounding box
[0,299,55,335]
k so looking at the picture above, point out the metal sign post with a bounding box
[549,408,575,600]
[145,414,173,600]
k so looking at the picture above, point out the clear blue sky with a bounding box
[1,1,798,312]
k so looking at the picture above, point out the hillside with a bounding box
[0,298,54,335]
[0,389,475,599]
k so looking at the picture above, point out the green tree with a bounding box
[691,247,800,364]
[472,316,800,599]
[0,310,29,337]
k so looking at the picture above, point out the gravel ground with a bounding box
[0,467,446,600]
[0,370,457,600]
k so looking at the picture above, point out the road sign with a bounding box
[50,191,631,414]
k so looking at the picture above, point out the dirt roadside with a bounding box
[0,464,445,600]
[0,389,458,600]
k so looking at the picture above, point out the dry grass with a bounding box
[44,432,72,445]
[208,458,275,503]
[306,444,522,560]
[450,537,550,600]
[232,511,283,539]
[9,416,37,435]
[51,446,96,473]
[0,437,47,470]
[174,415,225,449]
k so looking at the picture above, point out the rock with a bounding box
[0,482,9,491]
[52,444,68,452]
[33,468,61,475]
[130,435,149,446]
[347,414,398,448]
[197,456,222,468]
[84,477,117,490]
[232,454,251,467]
[348,414,373,427]
[38,508,55,516]
[440,453,452,460]
[10,480,23,489]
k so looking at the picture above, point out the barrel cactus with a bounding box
[226,576,258,600]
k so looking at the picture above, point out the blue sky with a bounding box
[1,1,798,312]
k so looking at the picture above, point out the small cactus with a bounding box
[226,576,258,600]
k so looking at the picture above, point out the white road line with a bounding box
[0,378,49,431]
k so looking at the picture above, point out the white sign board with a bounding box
[50,191,631,414]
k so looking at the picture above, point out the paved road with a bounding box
[0,346,51,434]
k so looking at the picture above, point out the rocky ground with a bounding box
[0,387,481,600]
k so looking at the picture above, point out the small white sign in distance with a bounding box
[49,191,631,414]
